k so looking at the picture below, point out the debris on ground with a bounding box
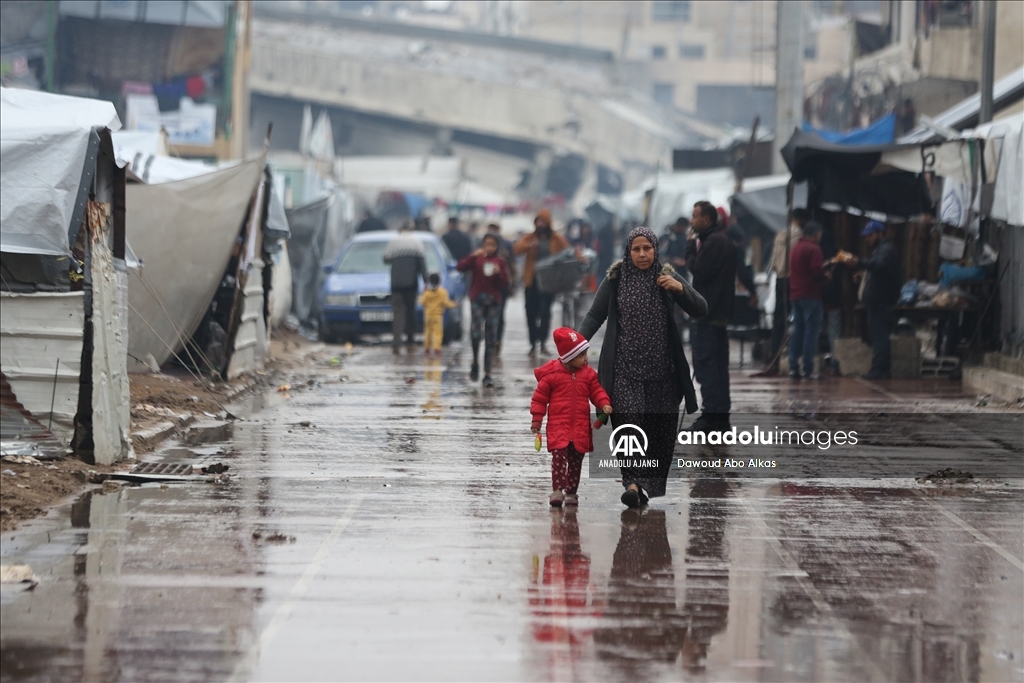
[299,420,312,427]
[2,455,42,466]
[264,532,296,544]
[132,403,189,420]
[201,463,229,474]
[918,468,975,484]
[0,564,39,589]
[975,395,991,407]
[131,375,226,423]
[278,384,291,393]
[0,458,124,531]
[2,330,331,533]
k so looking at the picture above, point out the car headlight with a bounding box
[324,294,358,307]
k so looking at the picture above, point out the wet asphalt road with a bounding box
[2,295,1023,682]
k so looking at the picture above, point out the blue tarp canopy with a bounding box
[803,113,896,146]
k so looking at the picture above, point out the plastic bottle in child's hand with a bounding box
[534,433,542,451]
[593,412,610,429]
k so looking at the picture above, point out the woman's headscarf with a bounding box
[616,226,671,380]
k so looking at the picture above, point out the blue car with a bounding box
[319,231,466,344]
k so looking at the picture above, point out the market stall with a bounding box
[778,125,1015,377]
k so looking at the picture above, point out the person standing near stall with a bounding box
[579,227,707,508]
[788,221,828,380]
[768,208,808,372]
[850,221,899,380]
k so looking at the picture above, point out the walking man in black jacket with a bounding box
[850,221,899,379]
[685,201,737,431]
[441,217,472,262]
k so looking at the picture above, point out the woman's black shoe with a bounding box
[621,487,641,508]
[469,363,479,381]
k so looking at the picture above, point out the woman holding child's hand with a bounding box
[578,226,707,508]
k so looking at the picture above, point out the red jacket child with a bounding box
[530,328,612,454]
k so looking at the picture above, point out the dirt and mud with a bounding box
[1,330,327,531]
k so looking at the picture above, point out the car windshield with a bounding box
[335,239,442,274]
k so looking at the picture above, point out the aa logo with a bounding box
[609,424,648,458]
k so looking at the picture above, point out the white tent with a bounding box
[881,112,1024,226]
[112,131,242,184]
[334,156,462,200]
[634,168,736,231]
[978,114,1024,227]
[1,87,121,256]
[1,88,132,463]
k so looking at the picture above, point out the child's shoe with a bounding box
[549,490,564,507]
[563,493,578,506]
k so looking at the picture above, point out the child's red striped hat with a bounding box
[553,327,589,363]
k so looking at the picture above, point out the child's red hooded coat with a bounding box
[530,360,611,453]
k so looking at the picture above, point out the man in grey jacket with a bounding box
[384,222,427,354]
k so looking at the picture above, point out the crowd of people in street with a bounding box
[381,200,901,509]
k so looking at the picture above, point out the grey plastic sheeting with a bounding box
[0,89,120,256]
[731,181,808,234]
[286,196,331,324]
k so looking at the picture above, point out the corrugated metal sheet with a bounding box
[1000,225,1024,358]
[0,291,84,443]
[0,372,68,459]
[226,261,267,380]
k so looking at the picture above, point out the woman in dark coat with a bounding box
[578,226,707,507]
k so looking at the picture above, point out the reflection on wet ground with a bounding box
[1,297,1022,682]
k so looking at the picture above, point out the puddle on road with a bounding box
[1,478,267,681]
[2,340,1022,682]
[224,389,289,420]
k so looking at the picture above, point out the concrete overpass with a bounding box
[248,6,732,195]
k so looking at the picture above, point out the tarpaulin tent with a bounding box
[731,174,808,235]
[802,113,896,146]
[125,159,266,372]
[641,168,736,232]
[780,129,933,220]
[1,88,120,256]
[335,156,462,200]
[731,174,809,272]
[1,88,132,464]
[286,196,332,325]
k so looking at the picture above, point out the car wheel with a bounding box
[319,317,340,345]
